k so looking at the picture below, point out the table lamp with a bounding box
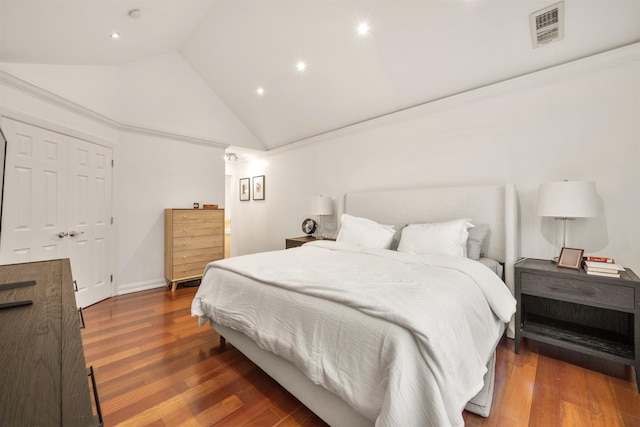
[537,180,598,261]
[311,195,333,239]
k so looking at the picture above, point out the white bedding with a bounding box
[192,241,516,427]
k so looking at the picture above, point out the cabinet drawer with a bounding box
[172,261,210,279]
[173,222,224,238]
[521,272,634,311]
[173,247,223,266]
[173,210,223,223]
[173,235,223,250]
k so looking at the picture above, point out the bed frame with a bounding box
[211,183,518,426]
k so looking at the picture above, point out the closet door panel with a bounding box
[67,136,113,308]
[0,118,68,263]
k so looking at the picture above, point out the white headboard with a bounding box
[344,183,518,307]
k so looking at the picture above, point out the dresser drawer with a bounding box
[172,261,210,279]
[173,234,223,251]
[173,210,223,223]
[173,247,223,266]
[173,222,224,238]
[521,272,635,311]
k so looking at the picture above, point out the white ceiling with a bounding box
[1,1,639,150]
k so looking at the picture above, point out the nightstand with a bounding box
[515,258,640,391]
[285,236,335,249]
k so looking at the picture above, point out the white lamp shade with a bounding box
[311,195,333,216]
[537,181,598,218]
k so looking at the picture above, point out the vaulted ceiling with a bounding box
[1,1,639,150]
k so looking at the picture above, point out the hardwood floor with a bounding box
[81,286,640,426]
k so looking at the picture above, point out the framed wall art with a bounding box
[239,177,250,201]
[253,175,265,200]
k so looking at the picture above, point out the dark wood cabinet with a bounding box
[0,259,100,425]
[515,258,640,391]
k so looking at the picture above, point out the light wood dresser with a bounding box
[165,208,225,291]
[0,259,101,426]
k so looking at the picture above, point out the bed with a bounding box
[192,183,518,427]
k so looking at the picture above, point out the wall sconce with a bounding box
[225,153,238,162]
[311,195,333,239]
[537,180,598,261]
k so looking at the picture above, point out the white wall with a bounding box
[1,53,263,150]
[0,54,242,294]
[0,62,121,120]
[116,131,225,293]
[118,53,263,150]
[229,44,640,274]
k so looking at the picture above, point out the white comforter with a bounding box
[192,241,515,427]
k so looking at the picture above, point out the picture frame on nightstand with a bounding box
[557,247,584,270]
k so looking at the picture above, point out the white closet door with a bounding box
[0,118,68,262]
[67,137,113,308]
[0,117,113,307]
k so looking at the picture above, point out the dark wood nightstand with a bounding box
[285,236,335,249]
[514,258,640,391]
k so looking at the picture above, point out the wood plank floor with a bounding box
[81,286,640,426]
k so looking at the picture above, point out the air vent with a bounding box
[530,1,564,48]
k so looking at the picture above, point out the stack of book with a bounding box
[583,256,625,278]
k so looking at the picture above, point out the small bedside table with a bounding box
[514,258,640,391]
[285,236,335,249]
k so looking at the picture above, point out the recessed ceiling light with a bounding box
[356,22,370,36]
[256,87,265,95]
[296,61,307,72]
[110,32,120,39]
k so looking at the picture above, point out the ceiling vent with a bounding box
[530,1,564,48]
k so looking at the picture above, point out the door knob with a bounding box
[57,232,68,238]
[69,230,85,237]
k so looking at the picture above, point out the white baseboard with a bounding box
[116,278,166,295]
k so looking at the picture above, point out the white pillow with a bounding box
[467,224,489,260]
[336,214,396,249]
[397,219,473,257]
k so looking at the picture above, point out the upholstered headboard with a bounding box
[344,183,518,336]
